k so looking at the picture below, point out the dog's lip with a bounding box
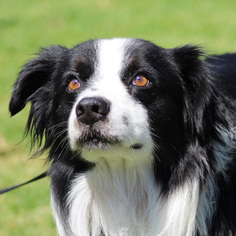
[76,130,144,151]
[77,132,120,149]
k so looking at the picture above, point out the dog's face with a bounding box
[9,38,213,169]
[68,38,177,164]
[68,39,153,163]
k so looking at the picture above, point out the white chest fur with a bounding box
[52,160,202,236]
[67,162,160,236]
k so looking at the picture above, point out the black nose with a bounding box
[76,97,111,125]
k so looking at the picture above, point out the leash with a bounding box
[0,172,47,194]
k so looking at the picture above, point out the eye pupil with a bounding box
[68,79,80,91]
[133,76,149,87]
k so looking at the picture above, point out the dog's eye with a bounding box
[68,79,81,91]
[132,76,150,87]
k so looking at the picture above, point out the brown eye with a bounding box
[68,79,81,91]
[132,76,150,87]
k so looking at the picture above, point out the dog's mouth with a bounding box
[77,131,120,150]
[76,130,144,151]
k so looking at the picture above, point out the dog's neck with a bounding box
[64,157,201,236]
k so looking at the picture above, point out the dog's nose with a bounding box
[76,97,110,125]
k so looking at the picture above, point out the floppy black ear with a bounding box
[9,45,67,116]
[173,45,226,140]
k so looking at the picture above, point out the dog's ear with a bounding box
[173,45,221,139]
[9,46,67,116]
[173,45,207,83]
[173,45,213,109]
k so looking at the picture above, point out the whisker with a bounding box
[47,121,68,132]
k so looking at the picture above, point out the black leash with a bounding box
[0,172,47,194]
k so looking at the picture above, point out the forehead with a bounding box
[70,38,161,76]
[97,39,131,80]
[98,38,127,72]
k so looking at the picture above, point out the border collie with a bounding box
[9,38,236,236]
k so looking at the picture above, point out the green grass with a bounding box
[0,0,236,235]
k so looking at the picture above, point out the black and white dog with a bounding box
[10,38,236,236]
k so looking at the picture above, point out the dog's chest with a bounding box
[67,164,161,236]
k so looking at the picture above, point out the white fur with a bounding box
[65,163,201,236]
[214,126,236,175]
[52,163,227,236]
[197,176,218,236]
[51,193,69,236]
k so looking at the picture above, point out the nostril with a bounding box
[92,104,100,114]
[76,97,110,125]
[76,104,85,117]
[96,102,110,116]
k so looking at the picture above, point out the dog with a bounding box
[9,38,236,236]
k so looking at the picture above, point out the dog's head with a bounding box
[10,38,227,175]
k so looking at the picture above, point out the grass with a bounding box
[0,0,236,235]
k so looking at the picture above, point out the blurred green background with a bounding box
[0,0,235,235]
